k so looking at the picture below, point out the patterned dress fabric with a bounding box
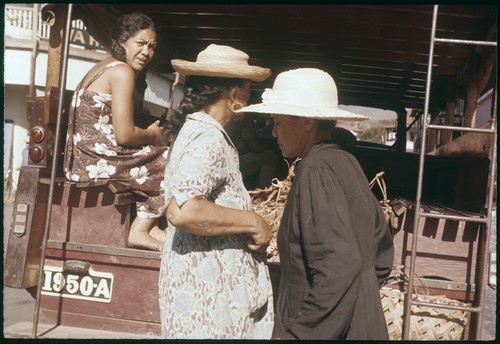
[64,61,168,218]
[159,112,274,339]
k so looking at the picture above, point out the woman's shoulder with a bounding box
[105,60,127,68]
[80,58,133,91]
[305,142,341,159]
[176,114,226,146]
[299,143,351,172]
[90,58,133,81]
[187,113,225,133]
[186,118,225,139]
[91,58,126,72]
[105,60,134,78]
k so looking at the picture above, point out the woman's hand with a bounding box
[247,213,272,252]
[147,120,163,145]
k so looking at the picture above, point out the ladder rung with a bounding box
[434,37,497,47]
[419,211,488,223]
[426,124,495,134]
[410,299,479,313]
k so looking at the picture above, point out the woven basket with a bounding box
[369,171,397,233]
[249,158,300,263]
[380,285,469,340]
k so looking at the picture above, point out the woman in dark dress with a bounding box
[239,68,394,339]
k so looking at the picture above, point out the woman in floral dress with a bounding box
[159,44,274,339]
[64,12,168,251]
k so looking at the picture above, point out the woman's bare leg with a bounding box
[127,217,164,251]
[150,225,167,242]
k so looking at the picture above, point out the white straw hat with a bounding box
[171,44,271,82]
[238,68,368,121]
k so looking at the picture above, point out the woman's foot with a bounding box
[150,226,167,242]
[128,231,164,251]
[127,218,164,251]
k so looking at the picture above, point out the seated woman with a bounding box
[63,12,168,251]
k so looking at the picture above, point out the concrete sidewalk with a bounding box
[4,321,160,339]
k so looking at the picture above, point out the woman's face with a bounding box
[121,28,157,71]
[271,114,309,158]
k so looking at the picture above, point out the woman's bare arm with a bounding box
[166,196,272,252]
[109,64,161,146]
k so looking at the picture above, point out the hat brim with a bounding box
[237,103,369,121]
[171,60,271,82]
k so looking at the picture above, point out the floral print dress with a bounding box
[64,61,168,218]
[159,112,274,339]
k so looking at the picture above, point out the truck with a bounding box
[3,4,497,339]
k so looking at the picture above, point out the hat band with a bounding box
[261,88,338,108]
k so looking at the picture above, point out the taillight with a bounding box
[30,126,45,143]
[27,97,49,167]
[28,126,46,164]
[29,145,44,162]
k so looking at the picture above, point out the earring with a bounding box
[231,100,244,112]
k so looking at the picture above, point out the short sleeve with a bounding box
[170,130,228,206]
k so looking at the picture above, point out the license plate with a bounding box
[41,265,114,303]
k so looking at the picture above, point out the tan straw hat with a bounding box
[171,44,271,82]
[238,68,368,121]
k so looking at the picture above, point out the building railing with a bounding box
[5,4,104,51]
[6,4,51,40]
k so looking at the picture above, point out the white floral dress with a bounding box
[159,112,274,339]
[64,61,168,218]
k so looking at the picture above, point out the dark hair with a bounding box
[330,126,358,146]
[110,12,157,62]
[110,13,156,99]
[163,76,245,143]
[317,119,337,133]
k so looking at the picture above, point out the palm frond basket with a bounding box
[380,286,469,340]
[250,163,470,340]
[380,267,469,340]
[249,158,300,263]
